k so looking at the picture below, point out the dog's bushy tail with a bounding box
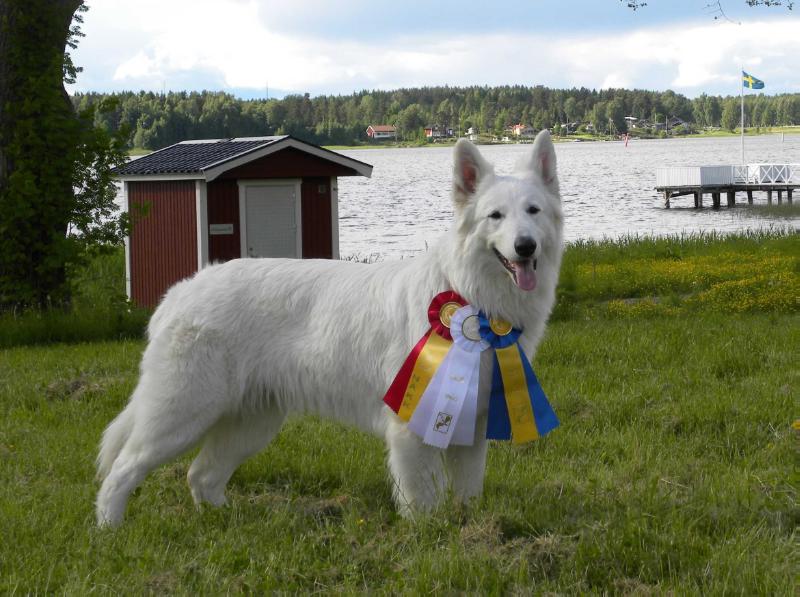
[96,404,135,482]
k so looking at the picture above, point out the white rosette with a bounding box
[408,305,490,448]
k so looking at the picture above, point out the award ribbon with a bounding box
[408,305,489,448]
[480,315,560,444]
[383,291,466,420]
[383,290,559,448]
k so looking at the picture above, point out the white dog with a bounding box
[96,131,563,526]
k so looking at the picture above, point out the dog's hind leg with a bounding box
[96,409,223,527]
[95,370,228,526]
[187,405,287,507]
[385,419,449,518]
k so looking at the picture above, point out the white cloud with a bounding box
[600,73,632,89]
[113,51,159,80]
[73,1,800,97]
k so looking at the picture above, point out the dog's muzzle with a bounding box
[493,247,538,291]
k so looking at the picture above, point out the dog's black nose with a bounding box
[514,237,537,259]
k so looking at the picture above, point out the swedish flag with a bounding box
[742,71,765,90]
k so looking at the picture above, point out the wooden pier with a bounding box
[655,163,798,208]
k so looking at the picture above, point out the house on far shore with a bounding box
[624,116,639,128]
[423,125,455,139]
[512,123,535,138]
[424,125,443,139]
[652,117,688,132]
[366,124,397,140]
[668,116,687,129]
[465,127,479,141]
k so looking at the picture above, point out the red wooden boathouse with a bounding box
[113,136,372,308]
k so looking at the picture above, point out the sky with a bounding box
[69,0,800,99]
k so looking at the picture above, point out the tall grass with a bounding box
[553,228,798,320]
[0,247,149,348]
[1,229,796,346]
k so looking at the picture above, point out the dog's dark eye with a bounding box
[488,211,503,220]
[527,205,541,215]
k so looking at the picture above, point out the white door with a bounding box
[244,184,298,258]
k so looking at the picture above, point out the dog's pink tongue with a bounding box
[512,261,537,291]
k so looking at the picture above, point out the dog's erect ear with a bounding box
[527,130,559,192]
[452,139,493,206]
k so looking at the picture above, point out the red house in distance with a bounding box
[113,136,372,308]
[366,124,397,140]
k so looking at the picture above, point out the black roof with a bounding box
[114,136,288,176]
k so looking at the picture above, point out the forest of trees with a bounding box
[72,86,800,150]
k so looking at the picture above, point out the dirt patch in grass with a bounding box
[44,373,121,401]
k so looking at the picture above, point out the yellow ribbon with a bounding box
[496,345,539,443]
[397,332,453,421]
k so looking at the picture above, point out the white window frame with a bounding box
[330,176,340,259]
[195,180,209,269]
[123,181,131,299]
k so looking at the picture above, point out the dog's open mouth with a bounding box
[493,248,537,291]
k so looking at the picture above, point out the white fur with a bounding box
[96,131,564,526]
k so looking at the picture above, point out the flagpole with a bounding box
[740,67,745,164]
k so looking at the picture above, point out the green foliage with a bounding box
[0,308,148,348]
[721,98,740,132]
[0,246,147,348]
[0,1,128,310]
[72,87,800,150]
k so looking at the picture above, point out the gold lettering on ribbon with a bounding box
[495,345,539,444]
[397,332,452,421]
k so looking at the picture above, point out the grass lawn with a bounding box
[692,126,800,138]
[0,232,797,593]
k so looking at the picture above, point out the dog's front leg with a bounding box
[385,418,449,517]
[445,435,489,505]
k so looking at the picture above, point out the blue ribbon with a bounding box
[479,314,559,441]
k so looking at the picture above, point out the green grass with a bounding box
[694,126,800,138]
[0,232,797,592]
[554,229,798,319]
[0,248,149,348]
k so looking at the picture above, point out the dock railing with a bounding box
[737,164,799,185]
[658,164,798,188]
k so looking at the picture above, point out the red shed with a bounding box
[114,136,372,308]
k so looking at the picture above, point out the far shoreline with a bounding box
[325,126,800,151]
[125,127,800,156]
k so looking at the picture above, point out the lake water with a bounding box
[337,135,800,259]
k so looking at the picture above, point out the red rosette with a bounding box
[383,290,466,413]
[427,290,467,341]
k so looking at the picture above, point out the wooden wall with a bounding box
[128,180,197,308]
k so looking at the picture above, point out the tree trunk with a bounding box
[0,1,12,189]
[0,0,82,309]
